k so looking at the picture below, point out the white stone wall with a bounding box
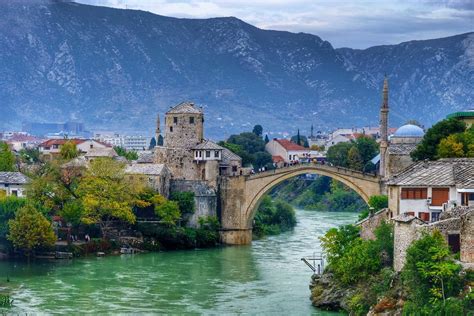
[0,184,27,197]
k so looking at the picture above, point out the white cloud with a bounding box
[77,0,474,48]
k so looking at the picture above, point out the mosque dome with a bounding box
[393,124,424,138]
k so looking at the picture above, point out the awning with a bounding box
[457,189,474,193]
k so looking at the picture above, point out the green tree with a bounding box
[18,148,40,164]
[411,118,466,161]
[252,125,263,137]
[326,142,352,168]
[0,196,27,241]
[254,151,272,169]
[0,142,15,172]
[170,191,195,215]
[114,146,139,161]
[348,147,363,170]
[77,158,139,238]
[402,230,462,307]
[264,134,270,144]
[60,140,79,160]
[8,204,56,257]
[368,195,388,211]
[155,200,181,226]
[353,136,379,166]
[291,132,309,147]
[149,137,157,149]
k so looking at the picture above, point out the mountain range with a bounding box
[0,0,473,138]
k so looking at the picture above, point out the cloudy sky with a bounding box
[76,0,473,48]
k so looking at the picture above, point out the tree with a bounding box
[368,195,388,212]
[348,147,363,171]
[254,151,272,169]
[402,230,462,307]
[0,196,27,240]
[326,142,353,167]
[114,146,138,161]
[77,158,140,238]
[18,148,40,164]
[353,136,378,166]
[170,191,195,215]
[8,204,56,257]
[60,140,79,160]
[155,200,181,226]
[252,125,263,137]
[436,128,474,158]
[149,137,157,150]
[411,118,466,161]
[264,134,270,144]
[0,142,15,172]
[157,135,164,146]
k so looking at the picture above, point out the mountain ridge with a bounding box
[0,1,472,137]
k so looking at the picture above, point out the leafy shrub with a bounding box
[170,191,195,215]
[253,196,296,238]
[402,230,462,308]
[348,293,370,316]
[0,294,13,308]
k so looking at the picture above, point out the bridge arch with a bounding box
[245,167,376,228]
[218,164,382,245]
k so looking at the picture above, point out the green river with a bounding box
[0,209,357,314]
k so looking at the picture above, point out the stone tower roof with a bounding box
[166,102,203,114]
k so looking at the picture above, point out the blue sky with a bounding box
[76,0,473,48]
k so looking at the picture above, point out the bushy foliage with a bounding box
[253,196,296,238]
[0,142,15,172]
[320,221,393,285]
[60,140,79,160]
[154,200,181,226]
[170,191,195,215]
[411,118,466,161]
[8,204,56,256]
[18,148,40,164]
[312,180,366,213]
[219,127,272,168]
[436,126,474,158]
[359,195,388,221]
[402,230,462,308]
[0,294,13,308]
[0,196,27,240]
[326,136,379,172]
[114,146,139,161]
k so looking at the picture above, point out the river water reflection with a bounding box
[0,209,357,314]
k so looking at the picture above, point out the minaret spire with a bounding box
[379,76,389,178]
[155,113,161,145]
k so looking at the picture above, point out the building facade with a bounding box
[0,172,30,197]
[265,139,310,164]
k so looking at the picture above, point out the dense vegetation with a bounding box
[253,196,296,238]
[326,136,379,172]
[219,125,272,169]
[411,118,472,160]
[0,142,15,172]
[318,224,473,315]
[114,146,139,161]
[271,176,366,213]
[0,153,220,258]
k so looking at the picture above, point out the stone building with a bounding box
[125,163,171,198]
[265,139,310,163]
[153,102,243,226]
[387,158,474,222]
[0,172,30,197]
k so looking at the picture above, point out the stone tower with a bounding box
[379,77,389,178]
[164,102,204,149]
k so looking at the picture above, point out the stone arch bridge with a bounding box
[218,164,382,245]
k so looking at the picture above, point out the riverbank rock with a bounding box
[309,272,354,311]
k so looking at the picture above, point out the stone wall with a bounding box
[460,210,474,263]
[170,180,217,228]
[359,208,391,240]
[393,215,424,272]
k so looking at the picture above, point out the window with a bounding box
[214,151,220,158]
[173,117,178,124]
[431,188,449,206]
[53,144,59,149]
[90,144,93,149]
[11,190,17,197]
[190,117,195,124]
[419,212,430,222]
[170,126,173,132]
[401,188,427,199]
[431,212,441,222]
[206,151,211,158]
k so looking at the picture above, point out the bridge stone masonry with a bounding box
[218,164,383,245]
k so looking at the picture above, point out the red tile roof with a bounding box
[275,139,308,151]
[39,139,85,147]
[272,155,285,163]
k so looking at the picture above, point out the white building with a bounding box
[387,158,474,222]
[265,139,310,163]
[0,172,30,197]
